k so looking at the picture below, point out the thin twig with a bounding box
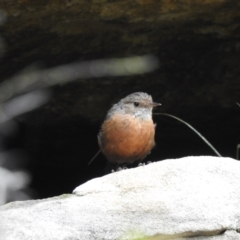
[88,149,101,165]
[154,113,222,157]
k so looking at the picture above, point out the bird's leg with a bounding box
[112,163,128,172]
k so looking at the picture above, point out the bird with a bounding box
[97,92,161,165]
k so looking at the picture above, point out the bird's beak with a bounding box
[151,102,161,107]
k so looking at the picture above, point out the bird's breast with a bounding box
[99,114,156,163]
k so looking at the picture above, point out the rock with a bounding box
[0,0,240,202]
[1,156,240,239]
[0,0,240,124]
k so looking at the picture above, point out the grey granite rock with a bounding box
[1,156,240,240]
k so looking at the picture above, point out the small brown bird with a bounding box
[98,92,161,165]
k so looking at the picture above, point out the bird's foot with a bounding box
[117,166,128,171]
[111,166,128,172]
[138,162,145,167]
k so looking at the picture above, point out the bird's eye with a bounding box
[133,102,139,107]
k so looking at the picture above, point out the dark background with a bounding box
[0,0,239,201]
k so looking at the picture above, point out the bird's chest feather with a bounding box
[100,114,155,157]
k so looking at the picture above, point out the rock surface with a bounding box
[1,156,240,240]
[0,0,239,124]
[0,0,239,201]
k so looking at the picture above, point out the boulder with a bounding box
[1,156,240,239]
